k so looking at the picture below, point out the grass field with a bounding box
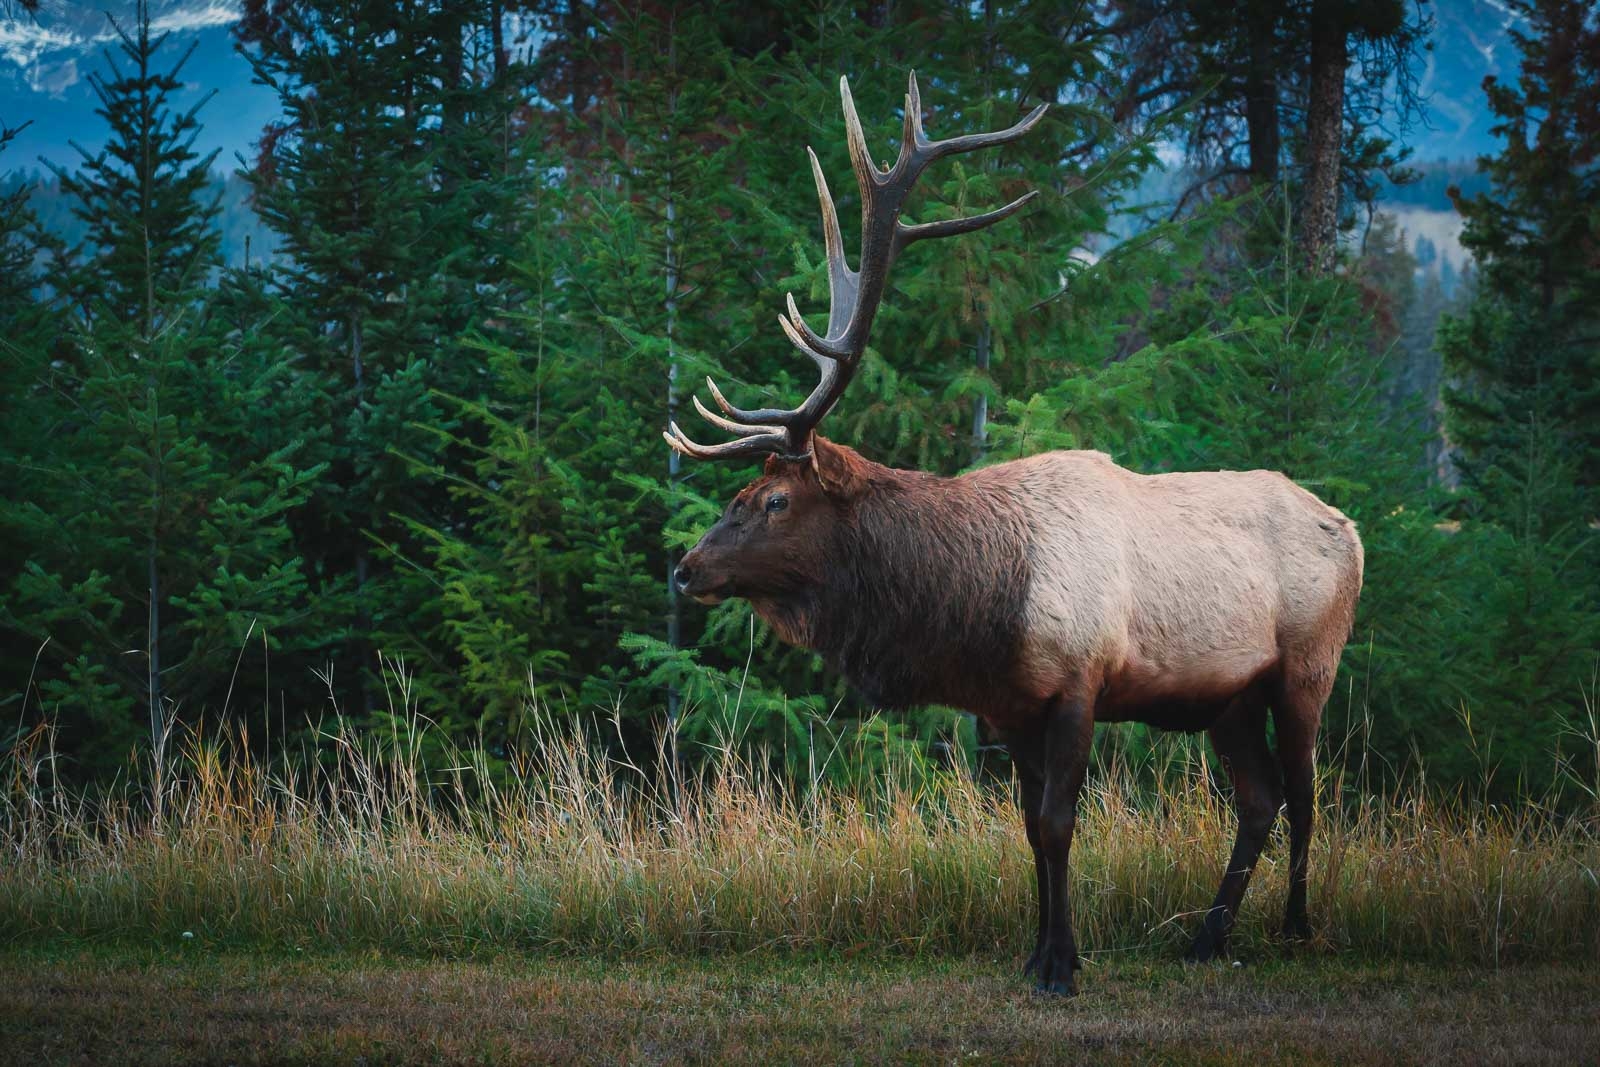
[6,715,1598,962]
[3,947,1597,1065]
[4,712,1599,1063]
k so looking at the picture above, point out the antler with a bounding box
[665,71,1047,463]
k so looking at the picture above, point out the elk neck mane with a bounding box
[754,446,1034,714]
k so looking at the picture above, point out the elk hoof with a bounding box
[1035,976,1077,997]
[1186,908,1232,963]
[1031,945,1079,996]
[1184,935,1225,964]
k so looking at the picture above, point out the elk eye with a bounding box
[766,495,788,513]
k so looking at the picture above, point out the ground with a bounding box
[2,948,1596,1065]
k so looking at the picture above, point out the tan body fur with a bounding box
[984,450,1363,728]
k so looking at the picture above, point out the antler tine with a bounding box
[838,75,880,192]
[706,376,774,422]
[901,73,923,160]
[898,189,1040,246]
[807,146,859,339]
[664,421,792,461]
[899,71,1047,168]
[776,312,835,370]
[692,395,777,436]
[784,292,849,360]
[705,370,816,426]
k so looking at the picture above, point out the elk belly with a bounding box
[1098,644,1279,730]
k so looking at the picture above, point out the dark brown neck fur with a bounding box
[752,447,1033,715]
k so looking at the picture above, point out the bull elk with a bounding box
[666,74,1364,995]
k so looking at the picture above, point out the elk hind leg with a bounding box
[1274,666,1332,942]
[1187,689,1282,962]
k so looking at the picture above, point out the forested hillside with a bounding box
[1,0,1595,801]
[7,170,278,268]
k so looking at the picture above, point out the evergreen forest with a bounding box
[2,0,1597,804]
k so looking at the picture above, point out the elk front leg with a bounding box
[1035,694,1093,996]
[1021,772,1047,977]
[1003,729,1048,977]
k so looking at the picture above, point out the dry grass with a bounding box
[2,950,1597,1065]
[3,699,1598,967]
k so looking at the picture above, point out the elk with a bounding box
[666,74,1364,996]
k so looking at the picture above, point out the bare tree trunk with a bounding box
[351,313,372,714]
[1301,0,1347,273]
[147,519,162,750]
[971,0,995,465]
[971,322,991,462]
[138,4,163,750]
[665,188,681,726]
[1244,2,1280,184]
[663,28,682,726]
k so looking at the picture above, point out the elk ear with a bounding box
[809,436,869,500]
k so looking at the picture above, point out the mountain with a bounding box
[1410,0,1527,162]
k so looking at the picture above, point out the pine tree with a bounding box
[0,124,55,469]
[3,3,317,774]
[1432,0,1600,790]
[550,5,750,724]
[1442,0,1599,522]
[0,122,63,734]
[1110,0,1427,261]
[238,0,537,725]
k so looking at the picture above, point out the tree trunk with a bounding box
[351,313,372,714]
[971,0,995,465]
[663,34,682,726]
[1301,0,1348,273]
[1244,2,1280,184]
[665,188,681,726]
[971,321,991,463]
[138,6,163,749]
[147,529,162,751]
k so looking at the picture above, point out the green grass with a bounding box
[2,947,1597,1065]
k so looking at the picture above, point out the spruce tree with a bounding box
[3,3,316,774]
[238,0,536,726]
[0,122,63,734]
[1441,0,1599,522]
[1433,0,1599,789]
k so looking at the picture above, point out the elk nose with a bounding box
[673,562,693,593]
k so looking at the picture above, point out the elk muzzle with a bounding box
[673,547,728,605]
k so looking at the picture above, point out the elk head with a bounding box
[668,73,1045,606]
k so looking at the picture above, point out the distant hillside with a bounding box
[1383,158,1492,212]
[10,156,1486,294]
[5,169,279,270]
[1111,157,1484,295]
[1377,159,1493,294]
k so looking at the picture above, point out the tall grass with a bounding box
[3,688,1598,967]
